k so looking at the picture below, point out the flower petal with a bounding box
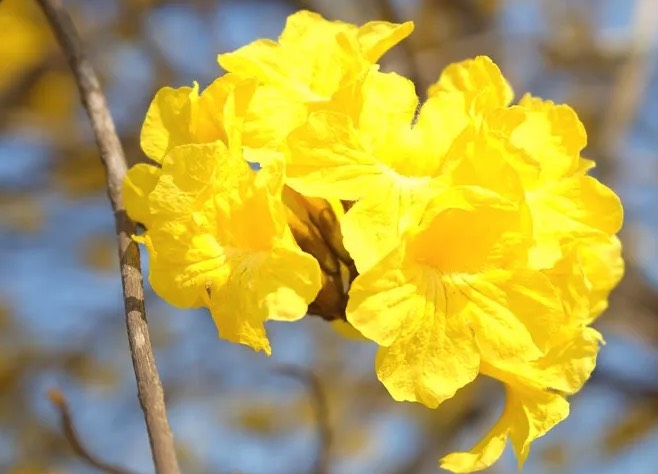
[141,85,198,163]
[405,194,563,359]
[427,55,513,112]
[132,140,320,352]
[122,163,161,226]
[278,10,352,50]
[219,11,366,102]
[341,175,433,272]
[145,231,229,308]
[357,20,414,62]
[140,75,251,163]
[241,85,307,163]
[210,245,321,354]
[581,235,624,319]
[286,111,385,200]
[347,248,425,347]
[510,94,587,180]
[374,293,480,407]
[443,328,601,472]
[413,93,470,163]
[358,71,418,144]
[347,252,480,407]
[440,385,569,472]
[529,175,623,264]
[461,269,564,360]
[440,403,510,473]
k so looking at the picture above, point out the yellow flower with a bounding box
[346,186,568,404]
[496,94,623,270]
[286,58,517,272]
[124,10,624,470]
[345,184,610,471]
[330,55,622,471]
[217,10,413,163]
[124,141,321,354]
[219,10,412,102]
[123,74,254,224]
[123,78,321,354]
[429,57,624,321]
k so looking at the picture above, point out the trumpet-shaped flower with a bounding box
[124,141,321,354]
[346,186,567,405]
[137,74,258,165]
[123,77,321,354]
[219,10,412,103]
[124,9,625,472]
[217,10,414,163]
[333,55,621,470]
[286,58,520,272]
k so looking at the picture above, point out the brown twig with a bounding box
[34,1,180,473]
[275,365,332,474]
[48,389,138,474]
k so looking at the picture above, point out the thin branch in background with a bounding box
[47,389,138,474]
[33,1,180,473]
[275,365,332,474]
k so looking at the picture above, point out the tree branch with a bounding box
[48,389,139,474]
[276,365,332,474]
[34,1,180,473]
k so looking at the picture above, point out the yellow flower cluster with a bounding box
[123,11,623,472]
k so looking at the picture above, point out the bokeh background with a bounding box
[2,0,658,473]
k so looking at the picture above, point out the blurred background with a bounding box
[2,0,658,473]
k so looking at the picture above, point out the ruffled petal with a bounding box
[358,71,418,145]
[347,248,425,347]
[146,231,230,308]
[507,389,570,467]
[440,402,511,473]
[528,175,623,270]
[210,251,274,354]
[413,94,470,166]
[218,39,295,92]
[347,252,479,407]
[427,55,514,112]
[357,20,414,62]
[122,163,161,226]
[461,269,564,360]
[581,235,624,319]
[286,111,385,200]
[140,85,198,163]
[140,75,251,163]
[510,94,587,181]
[341,175,434,272]
[147,141,233,238]
[210,245,321,354]
[441,328,600,472]
[278,10,353,50]
[219,11,367,101]
[406,192,563,360]
[374,303,480,407]
[252,246,322,322]
[241,85,307,163]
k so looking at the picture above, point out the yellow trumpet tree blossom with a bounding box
[123,10,624,473]
[123,77,322,354]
